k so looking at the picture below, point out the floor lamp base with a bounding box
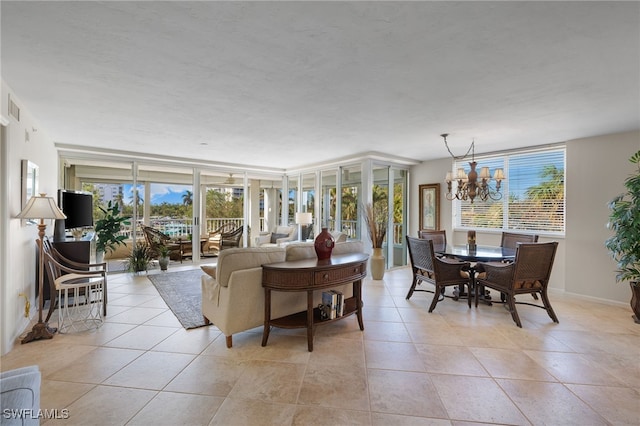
[21,321,57,344]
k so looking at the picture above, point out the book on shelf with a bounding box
[331,290,344,317]
[321,291,337,320]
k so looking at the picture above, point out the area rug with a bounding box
[147,269,210,329]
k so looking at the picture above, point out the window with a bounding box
[454,146,565,234]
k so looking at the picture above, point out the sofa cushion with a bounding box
[285,240,365,261]
[217,247,286,286]
[270,233,289,244]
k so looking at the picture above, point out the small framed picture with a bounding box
[419,183,440,231]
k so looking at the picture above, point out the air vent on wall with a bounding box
[8,95,20,122]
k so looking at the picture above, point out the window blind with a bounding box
[454,147,565,234]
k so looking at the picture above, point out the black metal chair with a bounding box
[475,242,559,327]
[220,226,243,250]
[406,236,471,311]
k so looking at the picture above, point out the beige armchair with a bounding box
[254,225,297,247]
[201,240,364,348]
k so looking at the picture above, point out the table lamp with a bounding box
[295,212,313,241]
[17,193,66,344]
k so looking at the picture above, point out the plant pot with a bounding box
[96,250,104,264]
[371,247,385,280]
[159,256,169,271]
[630,282,640,324]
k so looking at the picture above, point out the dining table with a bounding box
[435,244,516,304]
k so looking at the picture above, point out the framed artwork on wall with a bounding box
[419,183,440,231]
[21,160,39,225]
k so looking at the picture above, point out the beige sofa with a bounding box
[254,225,297,247]
[201,240,364,348]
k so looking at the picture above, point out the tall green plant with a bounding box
[95,201,129,254]
[606,150,640,284]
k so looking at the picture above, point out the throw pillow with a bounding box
[270,233,289,244]
[201,265,217,278]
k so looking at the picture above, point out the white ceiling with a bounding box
[2,1,639,171]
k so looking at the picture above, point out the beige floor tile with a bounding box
[127,391,224,426]
[104,306,166,324]
[430,374,529,425]
[142,309,185,327]
[103,351,194,390]
[43,385,157,425]
[39,380,95,413]
[294,405,371,425]
[362,306,403,323]
[371,412,453,425]
[150,326,221,354]
[566,383,640,425]
[365,340,425,371]
[497,379,608,425]
[4,266,637,426]
[103,324,179,350]
[227,360,306,403]
[368,369,448,418]
[47,346,143,384]
[210,397,297,426]
[298,365,369,411]
[470,347,558,381]
[404,322,465,346]
[414,344,489,377]
[363,320,412,342]
[164,355,247,396]
[524,350,628,386]
[307,337,364,369]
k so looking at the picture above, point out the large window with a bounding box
[454,146,565,234]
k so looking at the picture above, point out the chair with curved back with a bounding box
[406,236,471,311]
[417,229,447,252]
[42,237,107,332]
[205,223,237,255]
[221,225,244,250]
[501,232,539,250]
[142,225,181,261]
[475,241,559,327]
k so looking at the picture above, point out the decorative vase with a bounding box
[630,282,640,324]
[371,247,385,280]
[314,228,335,260]
[159,256,169,271]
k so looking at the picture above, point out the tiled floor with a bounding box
[2,265,639,425]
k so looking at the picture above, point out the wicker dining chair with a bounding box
[475,241,559,327]
[406,236,471,311]
[417,229,447,252]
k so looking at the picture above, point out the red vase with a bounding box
[314,228,335,260]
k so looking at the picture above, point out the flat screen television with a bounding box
[58,189,94,229]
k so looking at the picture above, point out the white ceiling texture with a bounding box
[2,1,639,171]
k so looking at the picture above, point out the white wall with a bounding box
[1,80,58,355]
[565,131,640,302]
[409,131,640,305]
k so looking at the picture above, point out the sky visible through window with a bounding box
[122,183,191,205]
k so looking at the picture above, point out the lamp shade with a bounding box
[17,193,66,220]
[295,212,313,225]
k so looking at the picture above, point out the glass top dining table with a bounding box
[436,244,516,262]
[435,244,516,304]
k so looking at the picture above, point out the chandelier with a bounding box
[442,133,505,203]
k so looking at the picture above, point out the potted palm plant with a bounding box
[125,242,153,274]
[95,201,129,262]
[364,202,388,280]
[158,244,170,271]
[606,149,640,323]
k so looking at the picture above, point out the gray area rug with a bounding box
[147,269,210,329]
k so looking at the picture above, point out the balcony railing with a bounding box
[118,217,403,245]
